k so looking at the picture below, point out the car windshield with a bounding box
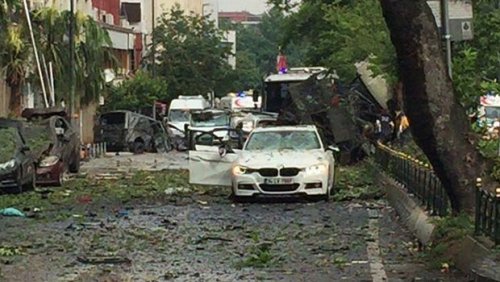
[169,110,191,122]
[245,130,321,151]
[191,112,229,127]
[0,127,20,163]
[23,124,52,156]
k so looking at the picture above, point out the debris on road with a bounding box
[77,255,131,265]
[0,208,25,217]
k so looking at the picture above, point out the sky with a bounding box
[217,0,270,14]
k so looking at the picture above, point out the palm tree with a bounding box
[33,9,115,107]
[0,0,30,115]
[0,4,116,115]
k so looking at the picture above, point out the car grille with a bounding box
[260,184,300,192]
[280,168,301,177]
[258,168,279,177]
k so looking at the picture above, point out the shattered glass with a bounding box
[245,130,321,151]
[23,124,52,158]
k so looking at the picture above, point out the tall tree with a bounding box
[270,0,396,80]
[144,5,232,97]
[379,0,490,213]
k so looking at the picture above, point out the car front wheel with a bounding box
[22,165,36,192]
[69,150,81,173]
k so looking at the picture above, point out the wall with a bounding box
[0,74,11,117]
[80,102,97,144]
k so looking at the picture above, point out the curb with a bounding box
[374,168,500,281]
[376,171,435,245]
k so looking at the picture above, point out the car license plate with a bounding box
[264,178,293,185]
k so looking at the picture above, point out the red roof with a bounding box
[219,11,262,23]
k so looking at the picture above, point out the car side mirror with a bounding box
[218,144,235,157]
[327,145,340,152]
[218,145,227,157]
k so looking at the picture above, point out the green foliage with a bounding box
[268,0,397,82]
[423,214,474,269]
[237,232,281,269]
[0,170,209,217]
[144,5,232,96]
[0,246,23,257]
[218,8,306,93]
[452,2,500,111]
[333,162,383,201]
[104,72,169,112]
[0,6,115,110]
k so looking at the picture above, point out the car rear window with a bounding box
[100,113,126,125]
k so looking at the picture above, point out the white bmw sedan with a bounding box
[189,125,338,200]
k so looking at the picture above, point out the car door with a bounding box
[188,131,240,186]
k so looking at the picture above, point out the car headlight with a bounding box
[232,165,247,176]
[242,121,254,132]
[305,164,328,175]
[0,159,16,170]
[39,156,60,168]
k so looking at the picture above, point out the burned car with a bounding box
[0,119,36,192]
[189,125,339,201]
[95,111,172,154]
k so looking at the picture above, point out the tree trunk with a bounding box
[379,0,489,214]
[7,80,22,117]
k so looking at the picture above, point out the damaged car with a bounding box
[24,117,80,186]
[95,111,172,154]
[0,119,36,192]
[189,125,339,201]
[22,108,81,186]
[230,111,278,140]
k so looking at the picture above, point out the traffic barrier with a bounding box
[373,143,450,216]
[81,142,107,160]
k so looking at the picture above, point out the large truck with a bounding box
[257,67,363,163]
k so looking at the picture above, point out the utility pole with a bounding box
[152,0,156,77]
[22,0,49,108]
[441,0,453,78]
[69,0,76,125]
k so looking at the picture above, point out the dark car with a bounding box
[95,111,172,154]
[0,119,36,193]
[24,116,81,186]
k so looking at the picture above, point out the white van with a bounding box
[167,95,210,137]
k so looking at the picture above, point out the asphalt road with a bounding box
[0,152,468,281]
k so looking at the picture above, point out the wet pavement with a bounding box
[0,153,469,281]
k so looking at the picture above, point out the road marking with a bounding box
[367,210,388,282]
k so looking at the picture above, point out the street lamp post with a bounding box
[69,0,76,122]
[152,0,156,78]
[441,0,453,78]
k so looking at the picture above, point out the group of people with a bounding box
[374,109,410,144]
